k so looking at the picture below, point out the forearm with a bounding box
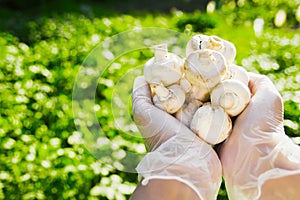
[130,179,200,200]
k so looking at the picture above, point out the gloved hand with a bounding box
[218,72,300,199]
[132,76,222,200]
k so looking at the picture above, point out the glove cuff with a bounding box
[136,134,222,200]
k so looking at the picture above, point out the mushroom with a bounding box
[226,64,249,86]
[210,79,251,117]
[175,98,203,127]
[144,43,184,87]
[186,34,237,64]
[153,84,186,114]
[184,49,227,101]
[190,103,232,145]
[186,34,210,57]
[141,35,252,145]
[143,43,186,113]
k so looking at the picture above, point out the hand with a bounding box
[219,72,300,199]
[132,76,222,200]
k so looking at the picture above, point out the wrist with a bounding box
[136,134,222,200]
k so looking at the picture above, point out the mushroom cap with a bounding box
[144,52,184,87]
[190,103,232,145]
[153,84,186,114]
[211,79,251,116]
[226,64,249,86]
[184,49,227,90]
[220,39,236,64]
[186,34,236,64]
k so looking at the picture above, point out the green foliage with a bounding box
[176,13,217,32]
[0,1,299,199]
[222,0,300,28]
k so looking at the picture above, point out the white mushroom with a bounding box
[143,43,186,113]
[190,103,232,145]
[186,34,236,64]
[141,35,251,145]
[209,36,236,64]
[144,43,184,87]
[226,64,249,86]
[175,98,203,127]
[184,49,227,92]
[186,34,210,57]
[153,84,186,114]
[211,79,251,116]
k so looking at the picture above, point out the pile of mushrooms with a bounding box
[143,35,251,145]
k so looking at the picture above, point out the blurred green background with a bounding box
[0,0,299,199]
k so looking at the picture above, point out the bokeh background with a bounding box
[0,0,299,199]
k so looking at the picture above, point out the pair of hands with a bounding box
[132,72,300,199]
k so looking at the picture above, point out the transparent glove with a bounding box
[218,72,300,199]
[132,76,222,200]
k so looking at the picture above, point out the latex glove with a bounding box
[219,72,300,199]
[132,76,222,200]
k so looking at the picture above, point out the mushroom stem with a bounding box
[152,84,170,101]
[209,36,223,51]
[154,43,168,61]
[153,84,185,114]
[220,93,236,109]
[211,80,251,116]
[179,78,192,93]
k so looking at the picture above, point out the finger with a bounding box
[132,76,157,127]
[242,72,284,130]
[132,76,152,105]
[247,72,280,97]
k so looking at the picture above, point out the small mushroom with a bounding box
[153,84,186,114]
[226,64,249,86]
[144,43,184,87]
[143,43,186,113]
[186,34,210,57]
[175,98,203,127]
[208,36,236,64]
[184,49,227,91]
[211,79,251,117]
[190,103,232,145]
[186,34,236,64]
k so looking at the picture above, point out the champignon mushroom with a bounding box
[184,49,227,92]
[153,84,186,114]
[226,64,249,86]
[141,35,252,145]
[210,79,251,116]
[143,43,186,113]
[186,34,210,57]
[144,43,184,87]
[186,34,237,64]
[190,103,232,145]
